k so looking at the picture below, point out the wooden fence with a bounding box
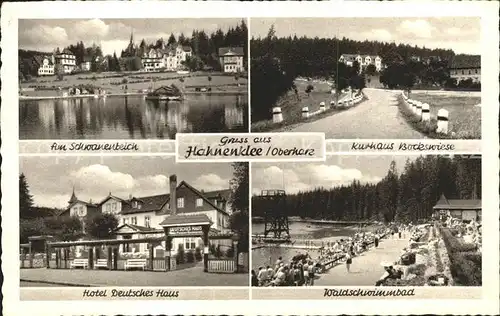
[207,259,236,273]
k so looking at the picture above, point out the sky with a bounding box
[251,155,418,196]
[251,17,480,55]
[19,18,245,56]
[20,156,235,209]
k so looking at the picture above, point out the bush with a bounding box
[216,245,223,258]
[225,245,235,258]
[450,252,482,286]
[186,251,195,263]
[121,78,128,84]
[176,244,185,264]
[305,84,314,94]
[194,247,202,261]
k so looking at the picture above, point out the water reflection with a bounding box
[19,94,248,139]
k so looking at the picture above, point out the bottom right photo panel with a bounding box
[251,155,482,288]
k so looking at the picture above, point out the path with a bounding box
[316,237,409,286]
[288,88,424,138]
[20,264,248,287]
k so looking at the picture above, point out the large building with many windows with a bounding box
[34,55,55,76]
[449,55,481,83]
[61,175,232,255]
[339,54,383,72]
[54,48,76,74]
[141,44,193,72]
[218,47,245,73]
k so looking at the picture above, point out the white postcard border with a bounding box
[2,1,499,315]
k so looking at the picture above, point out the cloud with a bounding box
[252,164,382,195]
[362,29,393,42]
[398,19,435,39]
[69,164,135,194]
[445,27,461,36]
[33,193,72,210]
[70,19,110,40]
[19,25,68,48]
[192,174,229,191]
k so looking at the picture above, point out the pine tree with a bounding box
[19,173,34,219]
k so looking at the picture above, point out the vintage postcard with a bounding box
[1,1,499,316]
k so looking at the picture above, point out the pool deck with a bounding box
[316,237,409,286]
[20,264,248,287]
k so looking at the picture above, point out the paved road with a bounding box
[20,264,248,287]
[316,237,409,286]
[288,88,424,139]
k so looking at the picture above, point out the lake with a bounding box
[19,94,248,139]
[252,221,379,269]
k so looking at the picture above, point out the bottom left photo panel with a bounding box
[18,155,249,300]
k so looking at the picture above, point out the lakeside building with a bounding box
[141,44,193,72]
[80,56,92,72]
[60,174,232,255]
[34,55,55,76]
[55,48,76,74]
[433,194,482,223]
[218,47,245,73]
[449,55,481,83]
[339,54,383,72]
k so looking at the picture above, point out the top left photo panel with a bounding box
[18,18,249,140]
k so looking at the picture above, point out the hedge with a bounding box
[439,226,481,286]
[450,252,482,286]
[440,227,478,253]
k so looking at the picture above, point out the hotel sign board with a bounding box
[168,225,203,237]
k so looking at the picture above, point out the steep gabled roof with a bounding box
[121,193,169,215]
[60,48,74,55]
[98,193,128,206]
[204,189,231,203]
[450,55,480,69]
[158,181,230,216]
[114,223,161,233]
[433,193,481,210]
[218,47,244,57]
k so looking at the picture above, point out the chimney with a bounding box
[169,174,177,215]
[129,194,132,200]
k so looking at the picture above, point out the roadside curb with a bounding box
[21,278,96,287]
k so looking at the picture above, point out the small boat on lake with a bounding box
[145,84,183,101]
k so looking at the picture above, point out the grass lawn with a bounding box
[251,79,352,132]
[21,71,247,96]
[410,92,481,139]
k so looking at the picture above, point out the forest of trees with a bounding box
[120,19,248,71]
[19,173,118,244]
[252,156,481,224]
[250,26,462,122]
[251,27,455,80]
[19,20,248,77]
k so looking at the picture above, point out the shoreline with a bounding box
[19,91,247,101]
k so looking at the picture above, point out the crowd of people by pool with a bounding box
[251,225,412,287]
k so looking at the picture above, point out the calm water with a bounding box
[252,222,376,269]
[19,94,248,139]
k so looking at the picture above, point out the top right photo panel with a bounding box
[250,17,481,139]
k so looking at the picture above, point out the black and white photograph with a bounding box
[250,18,481,139]
[19,18,248,140]
[19,157,249,287]
[251,155,482,287]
